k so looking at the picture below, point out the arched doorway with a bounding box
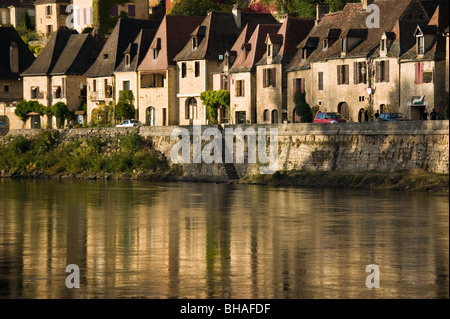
[146,107,156,126]
[271,110,278,124]
[338,102,349,120]
[358,108,369,122]
[263,109,269,122]
[186,97,197,121]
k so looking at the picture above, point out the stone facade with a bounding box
[35,1,70,35]
[114,70,139,115]
[256,63,284,123]
[86,76,115,123]
[51,74,86,111]
[229,72,256,124]
[139,67,178,126]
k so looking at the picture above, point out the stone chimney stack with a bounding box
[362,0,375,10]
[232,4,241,29]
[10,42,19,74]
[316,3,330,25]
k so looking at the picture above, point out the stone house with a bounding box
[223,23,281,124]
[173,7,277,126]
[287,0,447,122]
[137,15,204,127]
[84,18,161,124]
[0,26,35,130]
[71,0,151,33]
[21,28,101,128]
[255,16,314,124]
[0,0,35,29]
[396,3,449,120]
[34,0,70,35]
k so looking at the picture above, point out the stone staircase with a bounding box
[219,125,240,181]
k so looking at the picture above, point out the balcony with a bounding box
[89,87,113,102]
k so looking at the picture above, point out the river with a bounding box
[0,179,448,299]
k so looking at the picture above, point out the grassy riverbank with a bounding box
[244,169,449,192]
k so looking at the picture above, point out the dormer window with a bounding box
[323,39,328,50]
[103,53,108,60]
[381,39,386,52]
[125,54,130,67]
[152,38,161,60]
[268,44,273,57]
[417,36,424,55]
[302,48,308,60]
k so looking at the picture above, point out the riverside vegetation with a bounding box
[0,129,448,192]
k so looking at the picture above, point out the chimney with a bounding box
[315,3,329,25]
[10,42,19,74]
[232,4,241,29]
[362,0,374,10]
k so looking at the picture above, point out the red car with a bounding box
[313,112,348,123]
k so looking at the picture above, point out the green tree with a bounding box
[259,0,357,17]
[169,0,220,16]
[50,102,70,128]
[200,90,230,124]
[294,90,313,123]
[14,100,47,127]
[115,90,135,122]
[20,11,32,30]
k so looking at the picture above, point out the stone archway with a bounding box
[271,109,278,124]
[358,108,369,122]
[338,102,349,120]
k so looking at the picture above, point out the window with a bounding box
[381,39,386,52]
[263,68,276,88]
[293,78,305,94]
[181,63,187,78]
[375,60,389,82]
[263,109,269,121]
[93,79,97,92]
[31,87,39,99]
[220,75,229,90]
[192,37,197,49]
[125,54,130,67]
[128,5,136,17]
[268,44,273,57]
[153,49,159,60]
[302,48,308,60]
[235,80,244,97]
[46,5,52,15]
[323,39,328,50]
[318,72,323,90]
[3,85,9,93]
[103,54,108,60]
[417,36,424,55]
[337,64,349,85]
[53,86,61,99]
[60,5,67,15]
[359,96,365,102]
[195,62,200,77]
[353,62,367,84]
[341,38,347,53]
[186,98,197,120]
[141,73,164,88]
[123,81,130,91]
[46,25,53,34]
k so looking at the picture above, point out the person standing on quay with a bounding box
[430,108,438,120]
[422,108,429,120]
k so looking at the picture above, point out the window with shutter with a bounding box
[272,68,276,87]
[318,72,323,90]
[375,62,380,83]
[337,65,341,85]
[263,69,266,88]
[415,62,423,84]
[384,60,389,82]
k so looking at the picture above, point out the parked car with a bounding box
[116,119,144,127]
[313,112,348,123]
[377,113,409,121]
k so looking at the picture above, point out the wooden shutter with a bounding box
[344,65,349,84]
[318,72,323,90]
[354,62,358,84]
[293,78,298,93]
[301,78,305,93]
[242,80,245,96]
[384,60,389,82]
[337,65,341,85]
[375,62,380,83]
[272,68,276,87]
[263,69,266,88]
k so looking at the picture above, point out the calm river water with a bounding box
[0,179,448,299]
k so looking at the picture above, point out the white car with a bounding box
[116,119,144,127]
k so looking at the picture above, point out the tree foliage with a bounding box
[50,102,70,128]
[294,90,313,123]
[14,100,47,124]
[259,0,358,17]
[200,90,230,124]
[169,0,220,16]
[115,90,136,122]
[20,11,32,30]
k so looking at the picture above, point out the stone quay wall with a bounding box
[2,120,449,178]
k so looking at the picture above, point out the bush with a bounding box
[294,91,313,123]
[34,131,57,154]
[9,136,32,154]
[120,133,143,154]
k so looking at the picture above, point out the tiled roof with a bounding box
[0,26,35,79]
[229,23,281,73]
[84,18,161,78]
[138,15,204,71]
[0,0,34,7]
[173,11,277,62]
[21,28,78,76]
[288,0,427,71]
[50,34,102,75]
[34,0,69,4]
